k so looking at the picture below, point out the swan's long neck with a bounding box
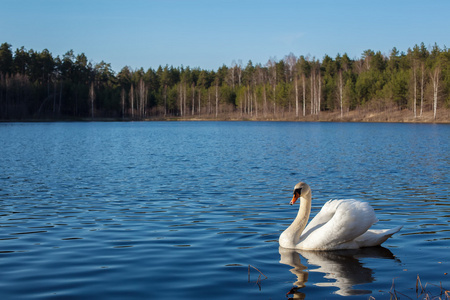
[281,193,311,248]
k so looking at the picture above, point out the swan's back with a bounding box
[297,199,379,250]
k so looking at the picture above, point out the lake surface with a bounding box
[0,121,449,299]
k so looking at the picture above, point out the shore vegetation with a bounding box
[1,42,449,122]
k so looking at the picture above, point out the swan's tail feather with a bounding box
[355,226,402,248]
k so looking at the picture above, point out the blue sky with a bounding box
[1,0,449,73]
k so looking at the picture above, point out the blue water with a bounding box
[0,121,449,299]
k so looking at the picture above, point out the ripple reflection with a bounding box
[279,246,400,297]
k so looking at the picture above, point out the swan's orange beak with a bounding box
[290,193,300,205]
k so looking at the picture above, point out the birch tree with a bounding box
[411,46,420,118]
[297,56,309,117]
[419,43,428,117]
[430,44,441,120]
[310,58,321,115]
[179,83,183,117]
[138,78,146,118]
[230,60,236,89]
[412,56,418,118]
[191,83,195,115]
[311,64,314,115]
[215,79,219,118]
[420,62,425,117]
[431,66,440,120]
[318,67,321,114]
[129,84,134,119]
[255,65,267,117]
[285,53,298,117]
[237,60,243,87]
[267,58,277,115]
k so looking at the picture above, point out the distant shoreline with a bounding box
[2,108,449,124]
[2,42,449,124]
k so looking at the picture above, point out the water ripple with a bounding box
[0,122,448,299]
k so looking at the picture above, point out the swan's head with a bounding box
[290,182,311,205]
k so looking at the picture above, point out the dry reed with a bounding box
[248,265,268,291]
[372,275,450,300]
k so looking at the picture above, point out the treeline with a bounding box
[0,42,449,120]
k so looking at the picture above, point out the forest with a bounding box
[0,42,449,121]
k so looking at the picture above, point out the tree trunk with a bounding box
[231,64,235,90]
[139,78,145,118]
[198,90,201,114]
[254,90,258,118]
[432,67,440,120]
[89,82,95,119]
[339,70,343,118]
[272,84,276,116]
[413,63,417,118]
[215,83,219,118]
[130,84,134,119]
[302,74,306,117]
[316,69,322,115]
[295,75,298,117]
[164,85,167,116]
[208,89,211,115]
[420,63,424,117]
[183,84,187,116]
[310,72,314,115]
[179,84,183,117]
[192,84,195,115]
[248,88,251,115]
[263,84,267,117]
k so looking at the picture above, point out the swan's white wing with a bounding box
[302,200,346,235]
[298,199,378,250]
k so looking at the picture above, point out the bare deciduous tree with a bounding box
[285,53,298,117]
[431,66,440,119]
[89,82,95,119]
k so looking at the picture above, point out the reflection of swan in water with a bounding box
[279,182,402,250]
[279,246,399,297]
[279,247,308,299]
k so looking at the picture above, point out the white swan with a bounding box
[279,182,402,250]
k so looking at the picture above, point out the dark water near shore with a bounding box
[0,121,449,299]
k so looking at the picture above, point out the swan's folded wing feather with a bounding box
[299,199,378,250]
[354,226,403,248]
[302,199,341,235]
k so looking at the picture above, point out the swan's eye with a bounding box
[294,188,302,196]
